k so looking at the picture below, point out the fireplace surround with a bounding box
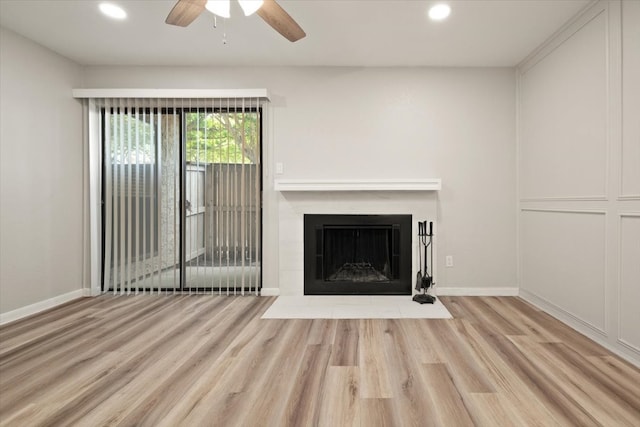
[304,214,412,295]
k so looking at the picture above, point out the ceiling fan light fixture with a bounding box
[166,0,305,42]
[238,0,264,16]
[428,3,451,21]
[205,0,230,18]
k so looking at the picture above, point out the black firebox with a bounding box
[304,214,412,295]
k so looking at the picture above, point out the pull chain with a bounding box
[223,17,227,44]
[212,14,228,45]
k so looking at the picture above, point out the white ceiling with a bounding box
[0,0,590,67]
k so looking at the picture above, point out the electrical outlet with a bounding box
[276,162,284,174]
[445,255,453,267]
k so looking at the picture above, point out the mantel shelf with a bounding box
[274,179,441,192]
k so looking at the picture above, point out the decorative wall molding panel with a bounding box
[520,208,607,215]
[518,0,639,366]
[618,214,640,352]
[620,0,640,197]
[519,7,608,200]
[520,209,607,334]
[519,196,608,202]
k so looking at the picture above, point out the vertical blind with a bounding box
[99,97,262,295]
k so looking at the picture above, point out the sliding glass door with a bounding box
[183,104,261,293]
[101,98,261,294]
[102,103,181,293]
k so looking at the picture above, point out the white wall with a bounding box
[518,0,640,365]
[83,66,518,295]
[0,28,84,317]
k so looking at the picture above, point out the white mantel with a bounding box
[274,178,441,192]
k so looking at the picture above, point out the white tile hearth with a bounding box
[261,296,452,319]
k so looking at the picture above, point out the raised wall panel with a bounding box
[621,0,640,198]
[619,215,640,351]
[521,210,606,332]
[520,11,607,200]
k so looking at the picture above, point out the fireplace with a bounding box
[304,214,412,295]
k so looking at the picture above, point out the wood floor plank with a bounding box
[509,335,640,426]
[74,297,259,426]
[0,296,197,416]
[0,295,179,381]
[426,319,496,393]
[306,318,337,346]
[317,367,360,427]
[466,393,528,426]
[171,318,310,426]
[419,363,475,427]
[0,295,638,426]
[34,296,234,426]
[473,321,601,426]
[594,353,640,377]
[155,317,287,427]
[381,319,438,427]
[280,344,332,426]
[398,319,442,363]
[506,298,610,357]
[0,297,104,342]
[483,296,560,343]
[455,319,563,426]
[437,296,468,319]
[552,345,640,413]
[111,296,274,426]
[358,319,393,398]
[331,318,359,366]
[233,320,314,426]
[452,297,525,336]
[360,398,398,427]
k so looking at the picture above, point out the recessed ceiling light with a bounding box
[428,3,451,21]
[99,3,127,20]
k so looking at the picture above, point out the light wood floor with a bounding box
[1,295,639,426]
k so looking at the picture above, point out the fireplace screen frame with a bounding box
[304,214,412,295]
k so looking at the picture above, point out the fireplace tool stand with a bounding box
[413,221,436,304]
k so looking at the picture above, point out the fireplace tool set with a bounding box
[413,221,436,304]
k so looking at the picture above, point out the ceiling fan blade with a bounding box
[166,0,207,27]
[256,0,306,42]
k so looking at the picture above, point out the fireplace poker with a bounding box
[413,220,436,304]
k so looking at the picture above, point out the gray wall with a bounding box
[0,28,84,314]
[518,0,640,365]
[82,66,518,294]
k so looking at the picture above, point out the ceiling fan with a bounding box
[165,0,306,42]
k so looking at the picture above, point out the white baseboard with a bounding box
[519,289,640,368]
[260,287,280,296]
[436,287,519,296]
[88,287,101,296]
[0,289,88,325]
